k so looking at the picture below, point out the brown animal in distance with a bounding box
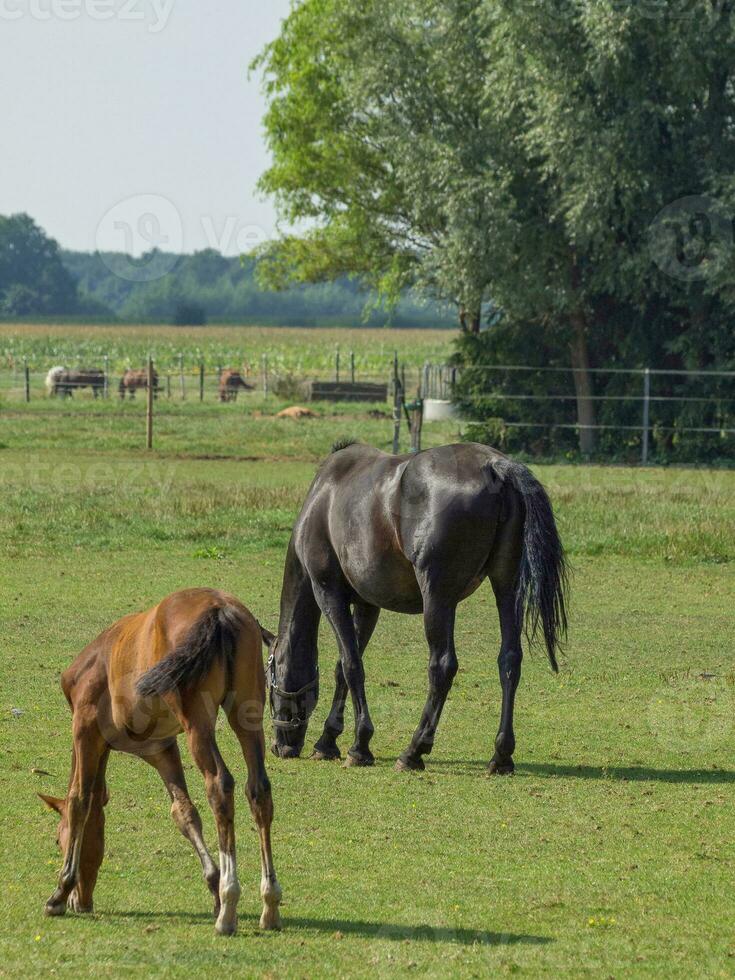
[119,368,159,399]
[219,369,254,402]
[40,588,282,937]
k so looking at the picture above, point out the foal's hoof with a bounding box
[487,756,515,776]
[395,754,425,773]
[343,751,374,768]
[259,906,283,931]
[68,891,93,914]
[215,915,237,937]
[44,900,66,917]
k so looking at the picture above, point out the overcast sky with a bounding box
[0,0,293,254]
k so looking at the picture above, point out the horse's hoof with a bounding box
[44,901,66,917]
[215,916,237,937]
[259,907,283,931]
[343,751,374,768]
[311,748,341,761]
[487,757,515,776]
[395,755,425,773]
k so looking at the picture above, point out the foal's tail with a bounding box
[499,460,569,672]
[136,604,245,698]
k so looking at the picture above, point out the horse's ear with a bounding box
[259,624,276,649]
[38,794,66,816]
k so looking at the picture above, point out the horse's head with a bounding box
[262,627,319,759]
[40,789,108,911]
[39,794,69,852]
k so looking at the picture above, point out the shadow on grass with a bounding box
[427,759,735,783]
[519,763,735,784]
[107,910,550,946]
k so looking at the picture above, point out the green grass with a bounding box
[1,400,734,977]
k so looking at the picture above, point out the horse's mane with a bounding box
[330,438,359,455]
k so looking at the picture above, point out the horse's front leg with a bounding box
[315,592,375,767]
[313,602,379,761]
[396,599,457,773]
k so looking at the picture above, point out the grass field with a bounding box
[1,375,734,977]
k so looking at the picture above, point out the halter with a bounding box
[267,653,319,731]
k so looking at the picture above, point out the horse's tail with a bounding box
[497,459,569,672]
[136,604,245,698]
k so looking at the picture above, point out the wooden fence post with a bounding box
[104,355,109,399]
[350,351,355,384]
[179,353,186,400]
[24,359,30,402]
[262,354,269,399]
[335,346,340,384]
[146,356,154,450]
[199,361,205,402]
[392,352,402,454]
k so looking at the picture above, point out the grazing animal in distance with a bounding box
[46,368,105,398]
[219,369,254,402]
[46,366,67,396]
[119,368,159,399]
[40,588,283,937]
[267,441,568,774]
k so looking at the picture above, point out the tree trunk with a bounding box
[459,306,468,332]
[470,310,481,334]
[570,309,595,455]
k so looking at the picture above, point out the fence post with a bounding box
[336,346,340,384]
[179,353,185,400]
[392,353,402,454]
[262,354,269,399]
[350,351,355,384]
[166,375,171,399]
[422,363,430,400]
[103,355,109,399]
[24,358,30,403]
[642,367,651,465]
[199,361,205,402]
[146,356,154,450]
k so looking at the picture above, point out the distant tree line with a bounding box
[0,214,454,328]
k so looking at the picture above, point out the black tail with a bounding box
[136,605,244,698]
[499,460,569,672]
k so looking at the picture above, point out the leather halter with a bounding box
[266,653,319,731]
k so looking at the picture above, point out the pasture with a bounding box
[1,369,734,977]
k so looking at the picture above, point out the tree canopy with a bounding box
[0,214,79,316]
[254,0,735,453]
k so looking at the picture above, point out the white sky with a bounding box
[0,0,294,254]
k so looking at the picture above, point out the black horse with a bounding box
[266,441,568,774]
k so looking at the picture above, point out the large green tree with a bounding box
[255,0,735,453]
[0,214,78,316]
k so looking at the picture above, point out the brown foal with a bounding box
[40,588,282,936]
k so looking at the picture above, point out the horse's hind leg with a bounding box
[45,713,107,916]
[487,584,523,775]
[186,724,240,935]
[227,716,283,930]
[313,602,379,761]
[397,599,458,773]
[142,742,221,915]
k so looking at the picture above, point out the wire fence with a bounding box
[423,363,735,463]
[0,354,422,405]
[3,353,733,463]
